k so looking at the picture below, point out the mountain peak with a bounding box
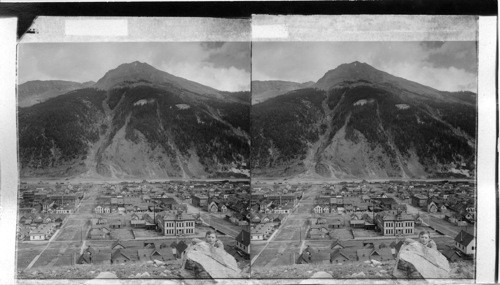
[333,61,378,73]
[94,61,223,99]
[314,61,442,98]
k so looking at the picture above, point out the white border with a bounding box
[476,16,497,284]
[0,17,18,285]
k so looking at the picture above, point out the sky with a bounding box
[253,41,478,92]
[18,42,251,92]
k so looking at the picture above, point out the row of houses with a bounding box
[80,228,251,266]
[250,223,279,241]
[18,222,59,241]
[19,214,65,226]
[298,243,396,265]
[77,239,189,265]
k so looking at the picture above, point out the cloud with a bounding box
[423,41,477,73]
[203,42,251,73]
[252,41,477,92]
[18,42,250,91]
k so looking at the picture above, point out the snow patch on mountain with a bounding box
[134,99,155,106]
[354,99,374,106]
[176,104,190,110]
[396,104,410,110]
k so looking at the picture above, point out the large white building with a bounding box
[374,211,414,236]
[158,212,196,236]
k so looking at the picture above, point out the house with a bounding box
[441,248,464,262]
[111,240,126,250]
[207,201,219,213]
[250,213,261,223]
[131,219,146,228]
[137,248,175,262]
[297,246,329,264]
[251,229,265,241]
[55,206,73,214]
[89,228,109,240]
[331,239,347,250]
[94,205,104,214]
[260,215,271,223]
[29,232,46,241]
[369,247,394,261]
[323,205,330,214]
[273,204,293,214]
[175,240,188,259]
[329,219,343,229]
[427,201,438,213]
[356,249,372,262]
[110,249,136,264]
[77,246,111,265]
[235,229,250,255]
[309,226,330,239]
[454,230,475,255]
[330,248,356,263]
[109,219,122,229]
[350,219,365,228]
[390,240,405,255]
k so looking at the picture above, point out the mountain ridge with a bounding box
[18,62,250,179]
[18,80,96,107]
[252,80,315,104]
[251,62,476,179]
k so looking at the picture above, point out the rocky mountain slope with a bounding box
[252,80,314,104]
[251,61,476,179]
[18,62,250,179]
[18,80,95,107]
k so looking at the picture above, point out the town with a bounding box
[16,180,251,276]
[250,180,476,278]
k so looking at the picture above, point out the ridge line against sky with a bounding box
[253,41,478,92]
[18,42,251,92]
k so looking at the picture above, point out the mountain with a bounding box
[251,62,476,179]
[19,62,250,179]
[18,80,95,107]
[252,80,314,104]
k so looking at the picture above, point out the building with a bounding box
[191,194,209,208]
[411,194,428,207]
[158,212,196,236]
[29,232,46,241]
[374,211,414,236]
[330,248,355,263]
[427,201,438,213]
[207,201,219,213]
[235,229,250,255]
[454,230,475,255]
[95,205,104,214]
[252,223,276,240]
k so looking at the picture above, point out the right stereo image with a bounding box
[250,40,478,280]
